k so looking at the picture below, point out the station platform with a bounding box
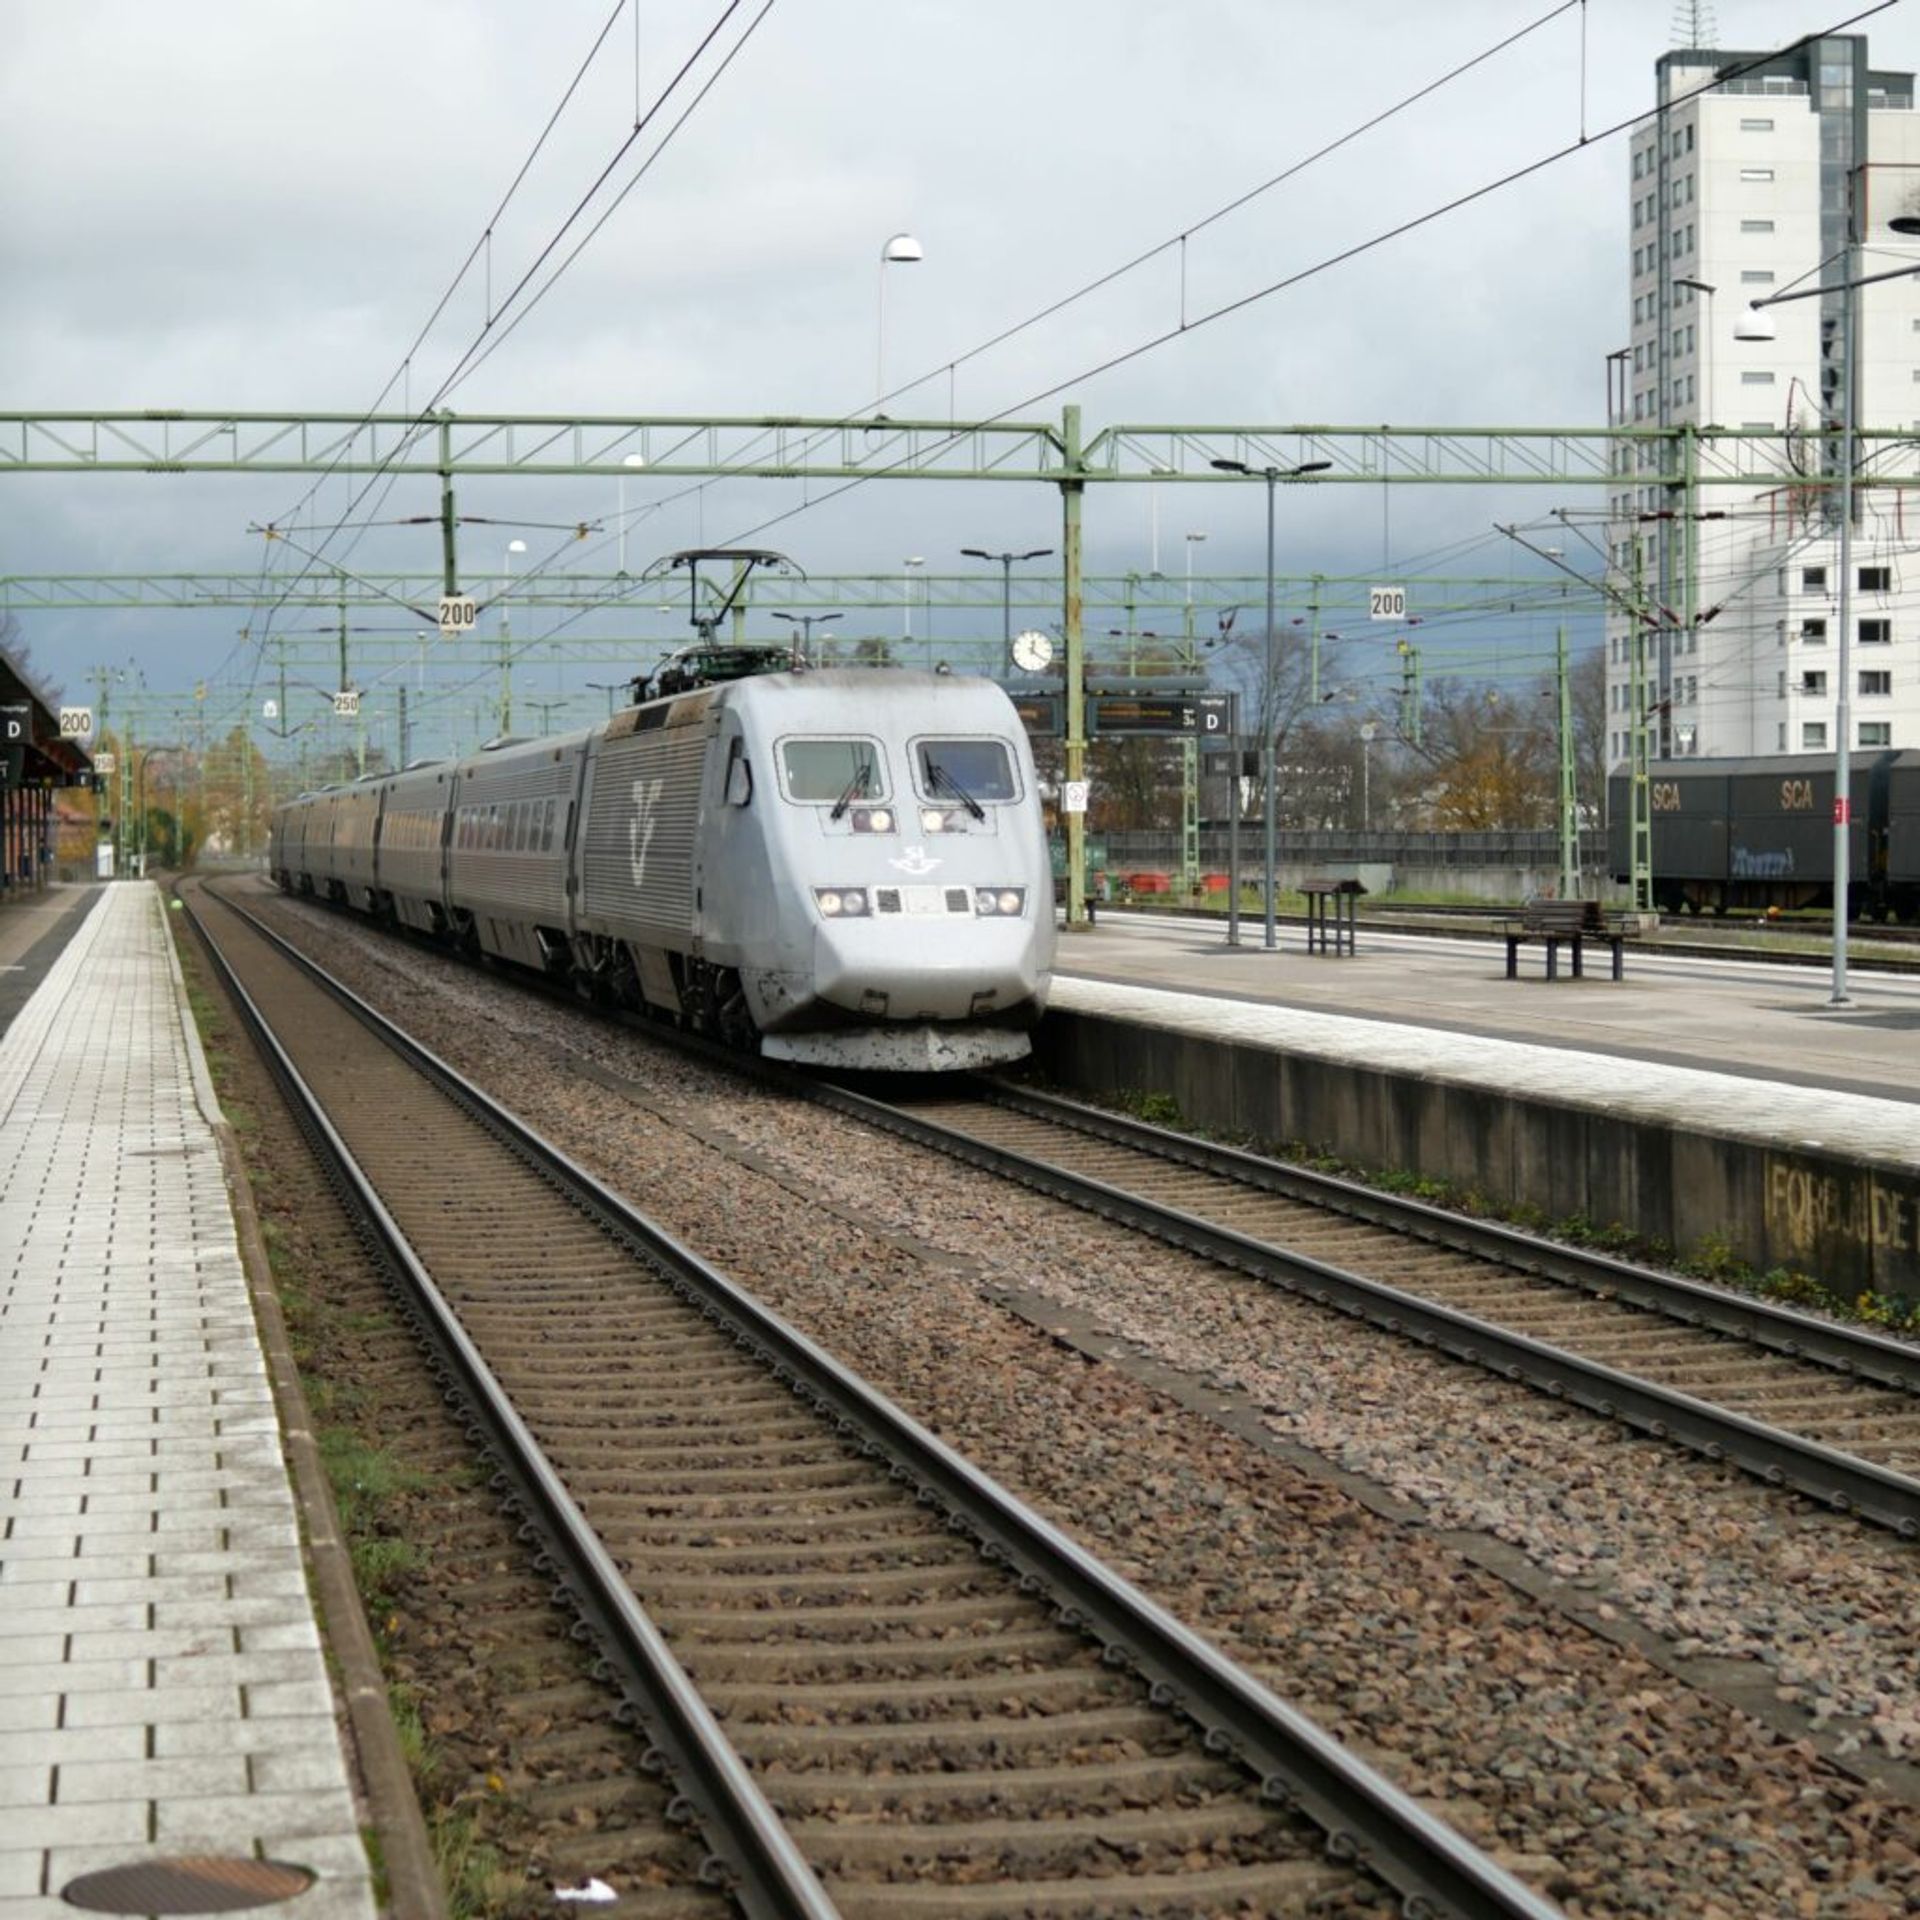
[0,886,101,1043]
[1043,914,1920,1295]
[0,884,375,1917]
[1055,911,1920,1124]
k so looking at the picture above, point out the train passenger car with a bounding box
[376,760,457,937]
[271,667,1053,1070]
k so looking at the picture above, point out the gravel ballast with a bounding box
[245,892,1920,1917]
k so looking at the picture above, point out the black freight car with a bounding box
[1608,752,1917,919]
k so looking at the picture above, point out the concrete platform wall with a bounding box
[1033,1010,1920,1299]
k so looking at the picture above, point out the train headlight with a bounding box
[814,887,871,918]
[851,807,894,833]
[974,888,1026,916]
[920,808,948,833]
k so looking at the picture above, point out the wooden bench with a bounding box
[1300,876,1366,955]
[1503,898,1629,981]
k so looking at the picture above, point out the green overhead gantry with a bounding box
[0,569,1590,613]
[8,408,1919,485]
[13,406,1920,924]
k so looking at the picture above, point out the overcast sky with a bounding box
[4,0,1913,748]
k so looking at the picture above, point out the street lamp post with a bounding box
[1184,532,1206,598]
[903,556,924,649]
[616,453,647,575]
[1208,458,1331,948]
[1673,278,1716,430]
[135,746,179,878]
[1738,239,1920,1006]
[499,538,527,735]
[876,232,923,405]
[960,547,1053,676]
[771,610,842,660]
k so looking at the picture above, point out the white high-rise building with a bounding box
[1605,33,1920,765]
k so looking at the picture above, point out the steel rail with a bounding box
[982,1082,1920,1397]
[180,887,842,1920]
[200,882,1564,1920]
[806,1079,1920,1541]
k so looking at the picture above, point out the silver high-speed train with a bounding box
[269,668,1055,1070]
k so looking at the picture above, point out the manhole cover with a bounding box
[63,1857,315,1914]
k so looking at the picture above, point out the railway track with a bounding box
[818,1078,1920,1539]
[183,880,1557,1919]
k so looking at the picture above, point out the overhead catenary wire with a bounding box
[242,0,1899,755]
[708,1,1900,562]
[244,0,771,681]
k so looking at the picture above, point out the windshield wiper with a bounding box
[830,760,875,821]
[926,759,985,821]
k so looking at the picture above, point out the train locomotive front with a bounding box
[692,671,1054,1068]
[272,666,1054,1071]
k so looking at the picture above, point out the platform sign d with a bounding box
[0,704,27,788]
[1195,692,1234,739]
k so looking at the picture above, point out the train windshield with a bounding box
[914,739,1016,805]
[781,738,888,804]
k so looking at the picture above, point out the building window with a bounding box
[1802,618,1827,643]
[1860,722,1892,747]
[1740,218,1776,233]
[1859,618,1892,645]
[1803,722,1828,749]
[1634,150,1645,180]
[1778,671,1788,698]
[1686,125,1694,151]
[1803,671,1828,695]
[1803,566,1827,592]
[1740,167,1775,182]
[1741,370,1776,384]
[1777,723,1788,749]
[1860,670,1892,696]
[1741,269,1775,285]
[1859,564,1891,591]
[1740,116,1776,130]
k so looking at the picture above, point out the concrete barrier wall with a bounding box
[1033,1009,1920,1299]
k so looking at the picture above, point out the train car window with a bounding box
[914,738,1017,804]
[780,739,886,803]
[725,740,753,808]
[542,797,556,849]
